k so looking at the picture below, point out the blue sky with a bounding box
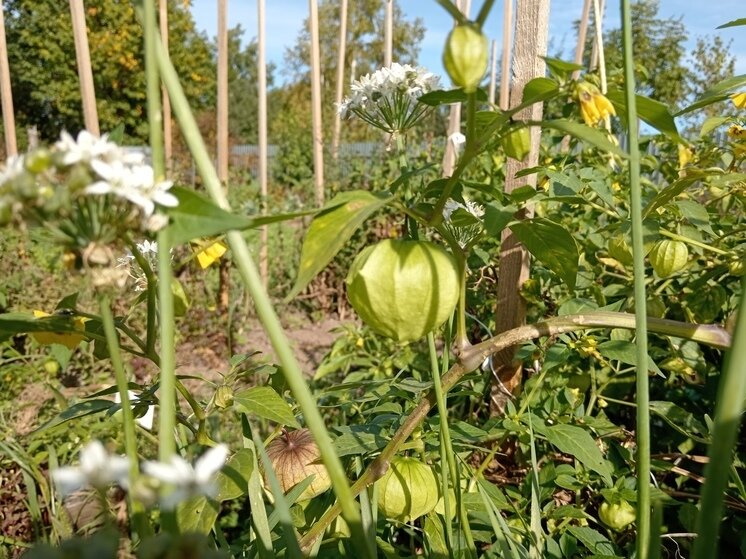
[190,1,745,83]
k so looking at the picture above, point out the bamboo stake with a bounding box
[159,0,172,174]
[308,0,324,206]
[217,0,230,311]
[572,0,591,80]
[491,0,549,414]
[0,0,16,156]
[592,0,607,93]
[589,0,605,70]
[498,0,513,111]
[488,39,497,106]
[384,0,393,68]
[331,0,348,160]
[258,0,269,287]
[69,0,99,135]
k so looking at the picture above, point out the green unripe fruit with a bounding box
[443,24,488,93]
[501,127,531,161]
[346,240,460,343]
[649,239,688,278]
[598,499,636,531]
[376,457,439,522]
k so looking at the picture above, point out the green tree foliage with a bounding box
[4,0,216,144]
[588,0,734,113]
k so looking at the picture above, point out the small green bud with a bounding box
[443,24,488,93]
[25,148,52,174]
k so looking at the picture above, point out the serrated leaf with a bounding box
[216,449,254,501]
[176,496,219,534]
[538,120,626,157]
[166,187,316,246]
[509,218,579,290]
[674,200,714,236]
[541,424,613,486]
[597,340,662,376]
[286,190,392,300]
[606,89,679,139]
[33,399,114,434]
[234,386,299,428]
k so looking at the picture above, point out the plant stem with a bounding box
[692,274,746,559]
[298,311,730,548]
[97,294,147,538]
[620,1,651,556]
[153,35,371,559]
[156,228,176,461]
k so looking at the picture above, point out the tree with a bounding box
[587,0,734,115]
[228,25,275,145]
[278,0,426,142]
[4,0,216,144]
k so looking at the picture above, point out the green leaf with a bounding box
[517,77,560,108]
[33,399,114,434]
[700,116,729,137]
[418,87,488,106]
[717,17,746,29]
[649,401,709,443]
[538,120,626,157]
[674,200,714,236]
[483,203,517,237]
[333,431,385,457]
[542,56,584,79]
[642,169,721,218]
[541,424,613,486]
[216,449,254,501]
[597,340,662,376]
[509,218,579,290]
[166,187,316,246]
[176,496,219,534]
[606,89,679,139]
[286,190,392,300]
[567,526,619,557]
[676,74,746,116]
[233,386,300,428]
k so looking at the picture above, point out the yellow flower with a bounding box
[728,124,746,139]
[592,91,616,121]
[31,310,87,350]
[677,144,693,173]
[731,92,746,109]
[578,86,601,126]
[195,241,227,269]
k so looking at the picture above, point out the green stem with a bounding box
[142,0,164,180]
[659,228,729,256]
[153,36,371,559]
[620,2,651,554]
[454,250,469,351]
[97,295,148,538]
[156,228,176,461]
[693,275,746,558]
[298,311,730,548]
[124,235,158,356]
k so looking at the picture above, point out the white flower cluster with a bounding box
[442,198,485,249]
[57,131,177,231]
[338,63,440,134]
[117,239,162,292]
[52,440,229,510]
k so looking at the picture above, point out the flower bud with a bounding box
[443,24,488,93]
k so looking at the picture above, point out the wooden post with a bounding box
[0,0,16,156]
[491,0,549,414]
[217,0,230,311]
[384,0,393,67]
[258,0,269,287]
[488,39,497,106]
[572,0,591,80]
[160,0,172,173]
[331,0,348,160]
[308,0,324,206]
[592,0,607,93]
[589,0,605,71]
[499,0,513,111]
[69,0,99,135]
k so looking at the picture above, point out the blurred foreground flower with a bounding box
[442,198,484,248]
[576,82,616,126]
[142,445,229,509]
[52,440,130,497]
[31,310,88,349]
[732,92,746,109]
[195,240,227,269]
[338,63,439,134]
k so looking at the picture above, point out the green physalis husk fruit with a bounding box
[598,499,636,531]
[376,456,439,522]
[649,239,688,278]
[346,239,460,343]
[443,23,488,93]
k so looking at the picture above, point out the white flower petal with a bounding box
[194,445,229,483]
[51,467,88,496]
